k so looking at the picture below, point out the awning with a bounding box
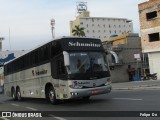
[109,50,119,63]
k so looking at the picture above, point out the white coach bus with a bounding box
[4,37,111,104]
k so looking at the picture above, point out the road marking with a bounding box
[11,103,20,107]
[112,98,143,101]
[54,116,67,120]
[48,114,67,120]
[25,107,37,111]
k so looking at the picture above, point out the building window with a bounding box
[80,22,83,25]
[148,33,160,42]
[86,24,88,27]
[146,11,157,20]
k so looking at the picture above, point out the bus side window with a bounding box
[51,60,58,79]
[57,59,67,80]
[57,60,65,75]
[51,59,67,80]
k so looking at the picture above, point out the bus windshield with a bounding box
[68,52,109,80]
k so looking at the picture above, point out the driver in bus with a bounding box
[77,59,85,73]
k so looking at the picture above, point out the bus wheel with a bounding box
[48,86,58,105]
[16,88,22,101]
[11,88,17,100]
[83,96,90,100]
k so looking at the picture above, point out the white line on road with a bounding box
[112,98,143,101]
[54,116,67,120]
[48,114,67,120]
[25,107,37,111]
[11,103,20,107]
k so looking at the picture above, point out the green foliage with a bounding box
[72,25,85,37]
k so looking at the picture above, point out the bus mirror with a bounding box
[63,51,70,66]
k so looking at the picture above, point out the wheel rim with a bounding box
[49,90,54,103]
[12,91,15,99]
[17,90,21,100]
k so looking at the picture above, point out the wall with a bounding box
[138,0,160,52]
[148,52,160,79]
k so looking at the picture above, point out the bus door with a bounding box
[51,55,68,99]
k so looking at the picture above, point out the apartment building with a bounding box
[138,0,160,79]
[70,11,133,41]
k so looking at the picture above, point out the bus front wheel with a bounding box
[48,86,58,105]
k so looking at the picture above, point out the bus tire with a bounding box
[16,88,22,101]
[11,88,17,100]
[48,86,58,105]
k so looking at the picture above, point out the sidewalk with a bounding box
[112,79,160,90]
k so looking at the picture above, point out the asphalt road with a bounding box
[1,89,160,120]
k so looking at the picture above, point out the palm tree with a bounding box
[72,25,85,37]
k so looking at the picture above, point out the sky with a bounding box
[0,0,147,51]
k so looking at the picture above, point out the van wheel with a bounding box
[16,88,22,101]
[48,86,58,105]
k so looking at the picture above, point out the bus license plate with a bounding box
[91,90,98,94]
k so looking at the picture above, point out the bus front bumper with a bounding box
[69,85,112,99]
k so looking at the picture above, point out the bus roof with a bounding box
[4,36,103,65]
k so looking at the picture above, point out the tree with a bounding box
[72,25,85,37]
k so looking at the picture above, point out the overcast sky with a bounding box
[0,0,147,51]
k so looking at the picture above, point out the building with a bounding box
[138,0,160,79]
[70,11,133,41]
[0,50,27,86]
[102,33,143,82]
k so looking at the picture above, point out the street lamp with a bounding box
[50,18,55,39]
[0,37,4,51]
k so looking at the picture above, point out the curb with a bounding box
[112,86,160,90]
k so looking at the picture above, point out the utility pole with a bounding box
[50,18,55,39]
[0,36,4,51]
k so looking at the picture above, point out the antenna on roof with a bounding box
[76,2,87,15]
[9,28,11,50]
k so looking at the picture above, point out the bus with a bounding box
[4,37,111,104]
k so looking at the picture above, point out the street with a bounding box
[1,89,160,120]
